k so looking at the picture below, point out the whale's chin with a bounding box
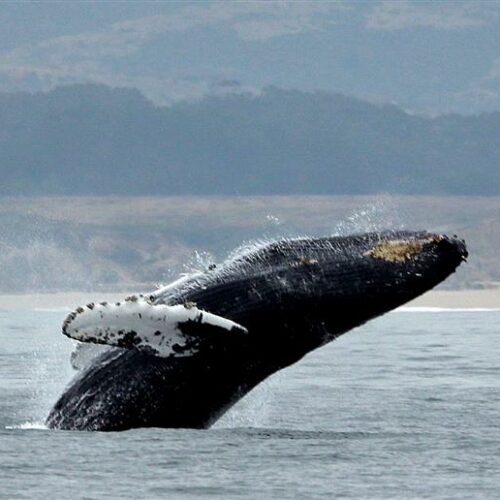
[46,231,467,431]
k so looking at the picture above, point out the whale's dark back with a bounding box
[46,232,467,431]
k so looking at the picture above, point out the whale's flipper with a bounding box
[62,298,247,359]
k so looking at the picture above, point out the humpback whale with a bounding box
[46,231,467,431]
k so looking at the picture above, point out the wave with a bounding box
[396,307,500,313]
[5,420,48,430]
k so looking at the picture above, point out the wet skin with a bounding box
[46,231,467,431]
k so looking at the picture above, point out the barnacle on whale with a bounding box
[363,235,443,262]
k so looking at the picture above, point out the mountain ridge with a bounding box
[0,83,498,196]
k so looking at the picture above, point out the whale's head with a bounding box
[295,231,467,341]
[175,231,468,357]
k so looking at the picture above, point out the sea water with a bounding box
[0,307,499,499]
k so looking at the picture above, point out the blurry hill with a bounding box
[0,84,499,196]
[0,195,497,293]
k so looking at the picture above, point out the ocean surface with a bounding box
[0,307,499,499]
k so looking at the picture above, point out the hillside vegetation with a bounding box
[0,84,499,196]
[0,195,497,293]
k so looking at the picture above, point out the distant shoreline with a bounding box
[0,289,498,311]
[0,194,498,293]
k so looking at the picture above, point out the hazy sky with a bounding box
[1,1,500,114]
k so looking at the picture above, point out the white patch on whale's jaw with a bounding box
[62,298,247,359]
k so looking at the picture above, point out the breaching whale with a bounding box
[46,231,467,431]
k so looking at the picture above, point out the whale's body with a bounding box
[47,231,467,431]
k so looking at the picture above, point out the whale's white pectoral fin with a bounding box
[62,298,247,359]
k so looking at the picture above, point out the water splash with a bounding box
[183,249,217,273]
[265,214,282,226]
[9,311,76,428]
[214,371,285,429]
[6,421,48,430]
[333,195,406,236]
